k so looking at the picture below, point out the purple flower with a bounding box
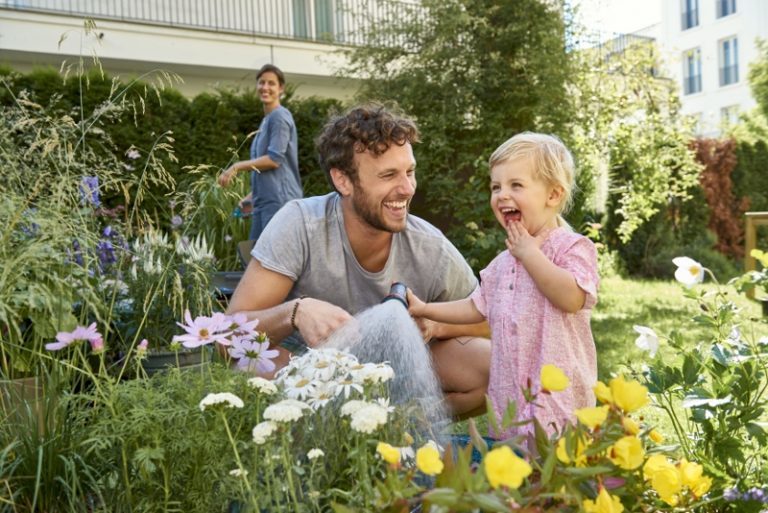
[228,338,280,374]
[103,225,113,238]
[46,323,102,351]
[171,215,183,227]
[79,176,100,207]
[72,239,84,266]
[126,148,141,160]
[723,487,741,501]
[89,337,105,354]
[172,310,232,348]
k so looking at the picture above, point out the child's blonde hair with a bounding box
[489,132,576,228]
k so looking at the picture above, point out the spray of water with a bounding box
[323,300,450,443]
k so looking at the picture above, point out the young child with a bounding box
[407,132,598,441]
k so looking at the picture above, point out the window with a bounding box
[721,105,739,125]
[719,37,739,86]
[293,0,343,42]
[683,48,702,95]
[681,0,699,30]
[716,0,736,18]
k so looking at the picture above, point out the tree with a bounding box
[343,0,576,270]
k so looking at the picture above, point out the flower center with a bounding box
[199,328,210,339]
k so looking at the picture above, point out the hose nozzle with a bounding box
[382,282,408,308]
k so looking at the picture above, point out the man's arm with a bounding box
[226,259,353,347]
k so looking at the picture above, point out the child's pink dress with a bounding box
[470,227,599,441]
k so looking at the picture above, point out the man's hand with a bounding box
[294,298,354,347]
[218,165,237,187]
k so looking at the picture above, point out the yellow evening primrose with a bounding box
[541,364,570,392]
[583,488,625,513]
[484,446,532,489]
[678,459,712,497]
[650,466,682,506]
[556,436,588,466]
[594,381,613,405]
[609,375,649,413]
[415,445,443,476]
[377,442,401,465]
[622,417,639,435]
[649,429,664,443]
[643,454,672,481]
[575,405,610,430]
[609,435,645,470]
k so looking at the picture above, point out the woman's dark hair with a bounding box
[315,103,420,190]
[256,64,286,86]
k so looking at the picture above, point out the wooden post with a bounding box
[744,212,768,300]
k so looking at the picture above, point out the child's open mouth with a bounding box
[501,207,522,225]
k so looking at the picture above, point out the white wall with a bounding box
[658,0,768,136]
[0,9,359,99]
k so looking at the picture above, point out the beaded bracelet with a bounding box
[290,296,307,332]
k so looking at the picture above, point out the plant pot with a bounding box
[0,376,47,430]
[141,347,210,376]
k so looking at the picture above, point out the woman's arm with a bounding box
[218,155,279,187]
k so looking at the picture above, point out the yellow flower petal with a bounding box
[484,446,532,489]
[622,417,639,435]
[376,442,401,465]
[609,375,649,413]
[575,405,610,430]
[594,381,613,405]
[556,435,588,466]
[415,445,443,475]
[583,488,625,513]
[609,435,645,470]
[541,364,570,392]
[649,429,664,443]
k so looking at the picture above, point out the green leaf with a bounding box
[466,492,509,512]
[562,465,614,477]
[423,487,460,506]
[711,344,729,367]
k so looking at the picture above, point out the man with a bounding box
[226,103,490,418]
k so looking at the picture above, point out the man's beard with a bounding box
[351,186,407,233]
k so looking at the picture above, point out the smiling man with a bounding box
[226,103,490,418]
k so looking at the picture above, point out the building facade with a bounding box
[658,0,768,135]
[0,0,416,99]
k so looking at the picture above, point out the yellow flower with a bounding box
[609,375,649,413]
[622,417,639,435]
[377,442,401,465]
[575,405,610,430]
[594,381,613,404]
[649,429,664,443]
[583,488,625,513]
[678,459,712,497]
[650,466,682,506]
[644,455,682,505]
[484,445,532,489]
[541,364,570,392]
[751,249,768,267]
[556,435,588,466]
[609,435,645,470]
[415,445,443,475]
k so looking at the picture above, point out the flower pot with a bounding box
[0,376,47,431]
[141,347,209,376]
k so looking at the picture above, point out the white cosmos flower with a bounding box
[199,392,244,411]
[633,325,659,357]
[247,377,278,395]
[672,256,705,287]
[350,404,388,434]
[252,421,278,444]
[307,448,325,460]
[341,400,370,417]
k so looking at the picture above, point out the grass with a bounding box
[457,273,768,437]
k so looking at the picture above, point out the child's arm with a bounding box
[406,289,486,325]
[506,222,586,313]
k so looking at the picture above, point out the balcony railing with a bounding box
[683,74,701,95]
[681,8,699,30]
[720,65,739,86]
[0,0,422,47]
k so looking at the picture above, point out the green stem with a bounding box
[221,412,257,511]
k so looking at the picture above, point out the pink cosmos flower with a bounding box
[172,310,232,348]
[228,338,280,374]
[46,323,102,351]
[137,338,149,356]
[227,312,260,340]
[89,337,105,354]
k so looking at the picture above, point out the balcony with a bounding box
[0,0,419,47]
[719,65,739,86]
[683,74,701,95]
[681,8,699,30]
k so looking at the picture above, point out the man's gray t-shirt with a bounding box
[252,193,477,316]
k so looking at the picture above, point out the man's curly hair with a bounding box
[315,103,420,191]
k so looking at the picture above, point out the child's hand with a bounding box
[505,221,550,260]
[406,288,427,317]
